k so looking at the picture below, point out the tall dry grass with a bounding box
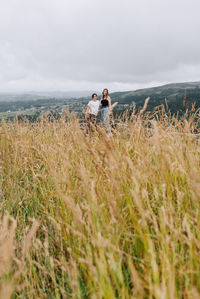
[0,106,200,298]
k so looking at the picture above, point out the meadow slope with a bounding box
[0,110,200,298]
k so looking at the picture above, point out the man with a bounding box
[85,93,100,133]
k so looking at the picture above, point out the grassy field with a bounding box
[0,107,200,298]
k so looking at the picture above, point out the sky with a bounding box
[0,0,200,93]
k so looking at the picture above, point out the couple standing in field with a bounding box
[85,88,112,134]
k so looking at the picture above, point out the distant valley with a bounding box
[0,81,200,121]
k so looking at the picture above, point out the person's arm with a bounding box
[99,98,102,109]
[85,104,91,119]
[108,96,112,113]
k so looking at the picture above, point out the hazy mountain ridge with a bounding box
[0,90,94,102]
[110,81,200,99]
[110,81,200,113]
[0,81,200,120]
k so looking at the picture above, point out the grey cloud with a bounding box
[0,0,200,92]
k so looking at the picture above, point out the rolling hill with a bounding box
[0,81,200,121]
[109,81,200,114]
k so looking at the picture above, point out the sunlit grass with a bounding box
[0,106,200,298]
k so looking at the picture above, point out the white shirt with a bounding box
[87,100,100,116]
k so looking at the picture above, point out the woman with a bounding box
[100,88,112,133]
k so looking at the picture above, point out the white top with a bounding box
[87,100,100,116]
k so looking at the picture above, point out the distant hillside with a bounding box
[0,81,200,121]
[109,81,200,114]
[0,90,93,102]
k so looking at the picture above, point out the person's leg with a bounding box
[93,115,98,131]
[91,114,96,124]
[104,107,111,134]
[101,108,105,127]
[101,107,110,132]
[90,114,96,132]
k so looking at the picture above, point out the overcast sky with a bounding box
[0,0,200,93]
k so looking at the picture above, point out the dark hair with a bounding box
[102,88,109,99]
[92,93,97,98]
